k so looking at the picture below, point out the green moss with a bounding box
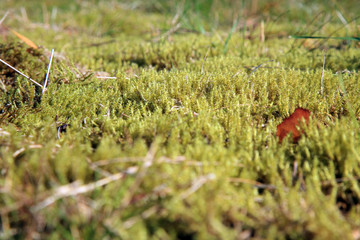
[0,42,46,109]
[1,1,360,239]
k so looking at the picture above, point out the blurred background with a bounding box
[2,0,360,35]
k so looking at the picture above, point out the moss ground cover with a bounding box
[1,0,360,239]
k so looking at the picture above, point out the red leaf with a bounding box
[276,108,311,143]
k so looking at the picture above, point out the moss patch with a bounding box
[1,1,360,239]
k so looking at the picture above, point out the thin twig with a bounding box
[0,58,43,88]
[320,51,326,95]
[42,49,54,94]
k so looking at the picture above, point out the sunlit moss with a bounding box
[1,1,360,239]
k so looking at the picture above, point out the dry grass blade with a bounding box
[0,11,9,25]
[123,206,159,229]
[96,76,117,79]
[0,58,43,88]
[260,20,265,43]
[119,146,156,209]
[0,128,10,136]
[42,49,54,94]
[13,144,42,158]
[93,155,235,168]
[86,157,112,177]
[0,78,6,92]
[30,172,124,213]
[180,173,216,199]
[152,23,181,42]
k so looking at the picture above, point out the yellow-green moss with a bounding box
[1,1,360,239]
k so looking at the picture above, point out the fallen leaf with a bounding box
[9,28,38,49]
[276,108,311,143]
